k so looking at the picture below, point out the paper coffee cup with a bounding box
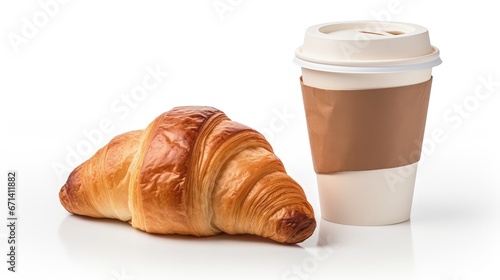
[294,21,441,225]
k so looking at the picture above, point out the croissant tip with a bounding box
[279,210,317,244]
[59,182,77,214]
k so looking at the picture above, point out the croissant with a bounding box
[59,106,316,244]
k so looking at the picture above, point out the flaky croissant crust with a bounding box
[59,106,316,243]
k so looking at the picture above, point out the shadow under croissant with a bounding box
[58,214,302,249]
[58,215,312,277]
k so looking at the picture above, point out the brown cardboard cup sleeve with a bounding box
[300,77,433,174]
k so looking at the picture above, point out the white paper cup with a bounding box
[295,21,441,225]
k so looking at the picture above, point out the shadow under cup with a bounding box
[294,21,441,226]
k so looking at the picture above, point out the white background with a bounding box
[1,0,500,279]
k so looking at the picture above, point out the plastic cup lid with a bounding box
[294,21,441,73]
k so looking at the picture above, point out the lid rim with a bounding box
[293,56,442,74]
[295,46,440,67]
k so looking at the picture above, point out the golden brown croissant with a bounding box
[59,106,316,243]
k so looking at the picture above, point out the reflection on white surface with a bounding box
[57,214,416,280]
[58,215,313,280]
[312,219,414,280]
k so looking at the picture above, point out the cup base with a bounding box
[317,163,417,226]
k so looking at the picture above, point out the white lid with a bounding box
[294,21,441,73]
